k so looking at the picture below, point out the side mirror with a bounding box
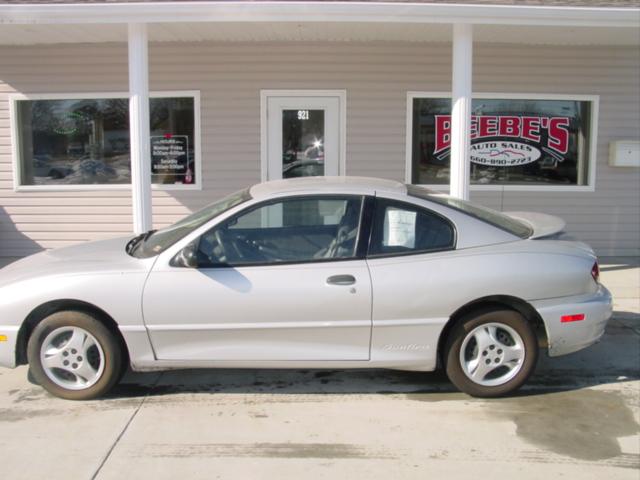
[171,241,199,268]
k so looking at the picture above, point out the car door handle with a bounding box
[326,274,356,286]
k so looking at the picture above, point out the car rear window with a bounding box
[406,185,533,239]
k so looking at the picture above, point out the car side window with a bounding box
[368,198,455,256]
[195,196,363,267]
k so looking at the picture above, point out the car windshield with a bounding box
[131,188,251,258]
[406,184,533,239]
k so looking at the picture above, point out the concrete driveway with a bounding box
[0,259,638,480]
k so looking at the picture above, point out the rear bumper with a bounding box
[532,285,613,357]
[0,325,19,369]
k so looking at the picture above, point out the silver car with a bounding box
[0,177,612,400]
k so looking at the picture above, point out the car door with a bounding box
[142,194,372,361]
[365,196,457,369]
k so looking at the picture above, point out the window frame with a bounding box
[192,193,369,269]
[9,90,202,192]
[366,196,457,259]
[405,91,599,193]
[259,89,347,182]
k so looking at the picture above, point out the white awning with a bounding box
[0,21,638,46]
[0,2,638,46]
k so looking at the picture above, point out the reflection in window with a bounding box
[232,198,349,230]
[282,109,325,179]
[16,95,197,186]
[411,97,594,187]
[198,196,363,266]
[17,99,130,186]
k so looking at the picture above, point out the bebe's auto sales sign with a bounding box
[434,115,570,167]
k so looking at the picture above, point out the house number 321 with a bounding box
[297,110,310,120]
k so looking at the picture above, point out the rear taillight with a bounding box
[591,261,600,284]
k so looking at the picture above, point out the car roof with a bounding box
[249,176,408,199]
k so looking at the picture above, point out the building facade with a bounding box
[0,0,639,261]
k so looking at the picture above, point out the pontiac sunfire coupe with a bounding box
[0,177,612,399]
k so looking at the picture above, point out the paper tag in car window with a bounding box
[383,208,416,248]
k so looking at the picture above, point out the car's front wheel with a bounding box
[27,311,123,400]
[444,308,538,397]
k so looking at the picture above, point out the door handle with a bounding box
[326,274,356,286]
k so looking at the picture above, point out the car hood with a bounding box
[0,236,155,288]
[505,211,567,239]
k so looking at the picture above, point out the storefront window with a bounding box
[14,94,198,187]
[410,96,596,187]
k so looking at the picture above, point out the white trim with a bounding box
[8,90,202,193]
[8,97,20,195]
[409,92,603,102]
[9,92,133,101]
[339,92,347,177]
[405,91,600,193]
[260,91,268,183]
[0,2,636,28]
[260,89,347,182]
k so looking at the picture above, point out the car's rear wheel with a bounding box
[27,311,123,400]
[444,308,538,397]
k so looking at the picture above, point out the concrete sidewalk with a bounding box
[0,257,638,480]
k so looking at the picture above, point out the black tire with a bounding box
[27,311,123,400]
[27,366,40,385]
[444,308,538,398]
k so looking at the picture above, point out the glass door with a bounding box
[265,93,343,181]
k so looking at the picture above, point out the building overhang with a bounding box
[0,1,638,28]
[0,1,638,46]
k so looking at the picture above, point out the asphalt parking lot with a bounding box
[0,258,638,480]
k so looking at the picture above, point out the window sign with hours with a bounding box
[151,134,192,184]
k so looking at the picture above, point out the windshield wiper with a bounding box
[125,229,157,255]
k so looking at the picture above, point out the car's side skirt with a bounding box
[120,317,447,372]
[127,359,437,372]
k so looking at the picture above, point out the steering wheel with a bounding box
[213,229,228,261]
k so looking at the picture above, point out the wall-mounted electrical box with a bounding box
[609,141,640,167]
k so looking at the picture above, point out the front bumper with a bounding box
[532,285,613,357]
[0,326,19,368]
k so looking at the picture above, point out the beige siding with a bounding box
[0,43,132,257]
[0,41,638,257]
[473,44,640,256]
